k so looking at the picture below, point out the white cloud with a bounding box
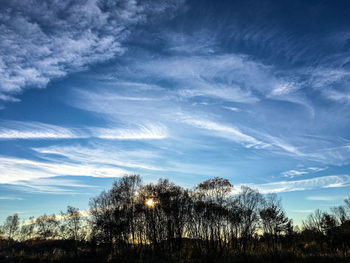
[223,106,241,112]
[72,86,313,157]
[238,174,350,194]
[270,82,298,96]
[0,140,167,193]
[282,170,309,178]
[91,124,167,140]
[0,121,82,139]
[180,116,268,149]
[10,178,98,195]
[282,167,327,178]
[310,145,350,166]
[0,156,129,185]
[306,195,345,201]
[32,144,234,178]
[291,209,314,214]
[0,196,23,200]
[325,89,350,103]
[179,85,258,103]
[0,0,184,102]
[133,54,282,103]
[33,145,163,171]
[0,120,168,141]
[264,135,304,156]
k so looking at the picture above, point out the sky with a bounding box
[0,0,350,225]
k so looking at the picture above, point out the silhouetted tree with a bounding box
[19,216,35,242]
[260,194,291,253]
[2,213,19,243]
[89,190,114,244]
[4,175,349,262]
[61,206,82,240]
[35,214,59,240]
[89,174,142,247]
[195,177,233,252]
[237,186,263,254]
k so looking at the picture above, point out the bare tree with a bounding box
[89,174,142,247]
[260,194,292,253]
[303,209,324,234]
[19,216,35,241]
[61,206,82,240]
[35,214,59,240]
[113,174,142,244]
[89,190,114,244]
[195,177,233,251]
[2,213,19,242]
[237,186,263,254]
[331,205,348,224]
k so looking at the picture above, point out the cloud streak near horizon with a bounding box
[239,175,350,194]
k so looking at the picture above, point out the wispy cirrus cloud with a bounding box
[0,156,129,185]
[71,86,320,159]
[0,120,167,141]
[0,121,82,139]
[282,167,327,178]
[180,115,268,149]
[70,83,350,167]
[0,141,168,193]
[91,124,167,140]
[306,195,346,201]
[0,0,185,103]
[238,175,350,194]
[291,209,314,214]
[124,54,284,103]
[8,178,98,195]
[0,196,23,200]
[31,143,235,179]
[32,144,163,172]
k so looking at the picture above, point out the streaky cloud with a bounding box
[91,124,168,140]
[237,174,350,194]
[8,178,98,195]
[180,115,268,149]
[0,120,168,141]
[0,121,83,139]
[0,196,23,200]
[306,195,346,201]
[0,156,129,185]
[282,167,327,179]
[33,145,164,171]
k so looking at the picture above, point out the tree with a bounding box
[150,179,191,250]
[89,190,114,244]
[35,214,59,240]
[260,194,292,253]
[109,174,142,245]
[89,174,142,246]
[237,186,263,254]
[61,206,82,240]
[303,209,324,234]
[227,198,243,251]
[196,177,233,251]
[19,217,35,241]
[2,213,19,241]
[302,209,326,252]
[331,205,348,224]
[111,174,142,245]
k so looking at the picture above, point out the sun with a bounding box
[145,198,155,208]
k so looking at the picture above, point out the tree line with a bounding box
[1,175,350,262]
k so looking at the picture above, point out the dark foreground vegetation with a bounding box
[1,175,350,262]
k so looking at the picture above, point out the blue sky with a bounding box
[1,0,350,225]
